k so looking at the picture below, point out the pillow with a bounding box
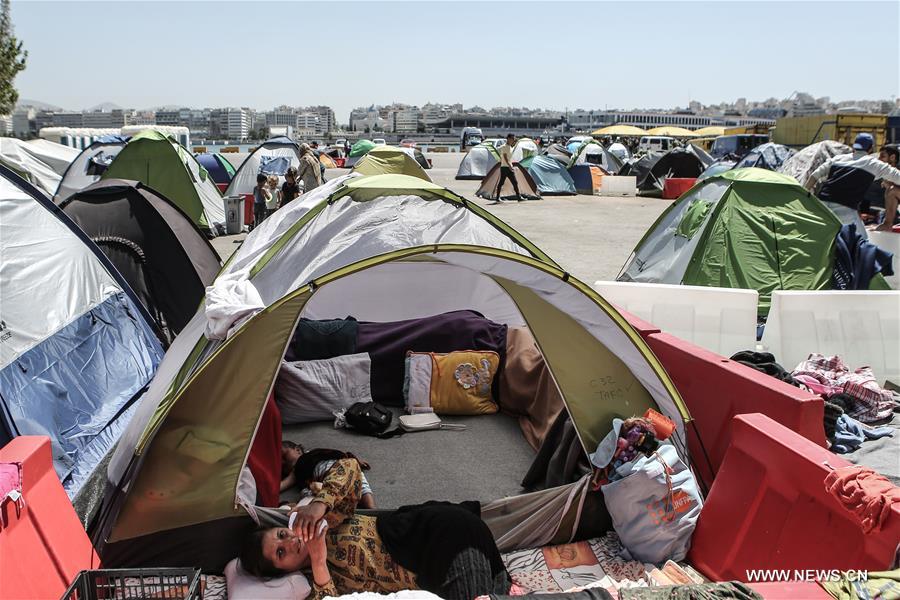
[275,353,372,424]
[224,558,311,600]
[404,350,500,415]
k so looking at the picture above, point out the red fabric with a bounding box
[247,393,282,507]
[825,465,900,533]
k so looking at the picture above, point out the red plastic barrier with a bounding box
[334,157,346,168]
[644,332,825,489]
[662,177,697,199]
[216,182,229,194]
[616,308,661,339]
[0,437,98,599]
[242,193,254,227]
[690,414,900,581]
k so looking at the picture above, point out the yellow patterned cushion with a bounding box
[404,350,500,415]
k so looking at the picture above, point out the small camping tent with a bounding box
[319,153,337,169]
[476,163,540,200]
[0,137,79,196]
[196,153,236,192]
[0,165,163,501]
[734,143,795,171]
[568,164,607,195]
[401,146,430,170]
[102,130,226,236]
[224,137,302,197]
[351,146,432,181]
[618,168,843,315]
[60,179,222,343]
[778,140,852,188]
[92,172,689,570]
[632,145,714,194]
[544,143,573,165]
[697,158,737,181]
[54,135,129,204]
[607,142,630,162]
[345,139,377,168]
[511,138,539,163]
[569,140,624,174]
[456,143,500,179]
[522,155,577,195]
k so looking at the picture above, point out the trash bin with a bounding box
[224,196,244,235]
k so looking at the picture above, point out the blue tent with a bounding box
[196,153,236,186]
[523,154,577,195]
[0,165,163,499]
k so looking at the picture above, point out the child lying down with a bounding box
[281,441,377,509]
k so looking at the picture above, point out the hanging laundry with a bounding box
[791,354,896,423]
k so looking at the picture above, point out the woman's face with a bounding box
[262,527,310,572]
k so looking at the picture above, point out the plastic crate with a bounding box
[62,568,201,600]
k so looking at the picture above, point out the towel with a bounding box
[824,465,900,533]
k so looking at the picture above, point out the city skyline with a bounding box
[10,1,898,124]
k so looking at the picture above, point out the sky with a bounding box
[10,1,900,123]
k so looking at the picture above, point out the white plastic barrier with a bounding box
[600,176,637,196]
[593,281,758,358]
[868,231,899,290]
[761,290,900,383]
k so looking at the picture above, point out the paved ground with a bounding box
[210,152,672,285]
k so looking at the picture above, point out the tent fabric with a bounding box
[568,141,623,174]
[0,137,79,196]
[102,130,226,235]
[525,155,577,195]
[568,165,606,195]
[319,153,337,169]
[475,163,540,200]
[54,139,128,204]
[349,139,377,158]
[456,143,500,179]
[0,166,163,500]
[59,179,222,342]
[633,146,714,193]
[734,143,796,171]
[511,138,539,163]
[195,153,236,186]
[224,137,301,197]
[778,140,852,188]
[619,168,843,315]
[697,159,737,181]
[351,146,432,182]
[544,144,573,165]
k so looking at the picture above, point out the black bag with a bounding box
[345,401,393,436]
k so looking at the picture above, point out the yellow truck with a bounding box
[772,114,887,148]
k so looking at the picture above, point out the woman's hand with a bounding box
[307,521,331,587]
[290,501,327,542]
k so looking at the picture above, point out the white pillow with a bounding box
[224,557,311,600]
[275,353,372,424]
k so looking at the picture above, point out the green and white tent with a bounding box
[456,143,500,179]
[94,173,690,570]
[568,140,624,174]
[619,168,843,315]
[102,130,226,236]
[351,146,432,182]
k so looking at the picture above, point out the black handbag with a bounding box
[345,401,393,436]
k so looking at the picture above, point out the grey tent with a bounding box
[734,143,795,171]
[632,146,714,194]
[476,163,540,199]
[456,143,500,179]
[568,141,624,174]
[60,179,222,343]
[54,135,129,204]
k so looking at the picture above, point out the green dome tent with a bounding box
[102,130,226,236]
[93,173,690,571]
[618,168,843,315]
[345,139,378,168]
[351,146,432,181]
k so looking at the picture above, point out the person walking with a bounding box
[494,133,522,203]
[298,143,323,194]
[806,133,900,237]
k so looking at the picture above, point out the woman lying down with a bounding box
[241,458,512,600]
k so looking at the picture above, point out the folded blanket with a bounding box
[824,465,900,533]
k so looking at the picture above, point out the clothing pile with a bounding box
[591,417,661,487]
[729,351,797,387]
[790,354,897,453]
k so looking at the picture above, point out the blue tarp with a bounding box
[0,292,162,486]
[526,155,577,195]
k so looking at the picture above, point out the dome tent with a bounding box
[345,139,377,168]
[0,165,163,502]
[60,179,222,344]
[511,138,539,163]
[0,137,79,196]
[196,153,236,192]
[456,143,500,179]
[224,136,301,197]
[734,143,795,171]
[92,173,690,571]
[522,154,577,195]
[568,140,623,174]
[631,145,714,194]
[475,162,540,200]
[54,135,129,204]
[618,168,843,315]
[351,146,432,181]
[778,140,852,188]
[102,130,226,236]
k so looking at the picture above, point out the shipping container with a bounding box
[772,114,887,148]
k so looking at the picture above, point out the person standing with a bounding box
[298,143,323,194]
[253,173,271,229]
[311,141,327,183]
[876,145,900,231]
[281,167,301,207]
[494,133,522,203]
[806,133,900,236]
